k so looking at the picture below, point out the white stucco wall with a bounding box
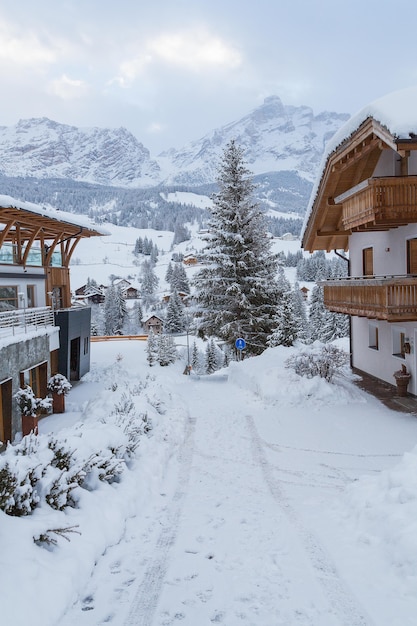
[349,224,417,393]
[350,224,417,277]
[351,317,417,394]
[0,266,46,308]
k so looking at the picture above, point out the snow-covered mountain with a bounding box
[159,96,349,186]
[0,97,349,190]
[0,117,161,187]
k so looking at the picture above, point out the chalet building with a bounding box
[302,87,417,394]
[74,284,105,304]
[142,314,164,335]
[183,253,198,266]
[113,279,139,299]
[0,196,105,442]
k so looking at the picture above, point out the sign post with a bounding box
[235,337,246,360]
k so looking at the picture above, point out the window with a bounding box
[20,362,48,398]
[83,336,89,355]
[392,328,406,359]
[27,285,35,308]
[369,323,379,350]
[363,247,374,276]
[0,286,18,310]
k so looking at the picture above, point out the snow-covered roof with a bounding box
[0,194,109,236]
[302,85,417,238]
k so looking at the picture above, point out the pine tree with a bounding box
[165,262,174,284]
[205,338,219,374]
[191,340,202,373]
[170,263,190,294]
[268,288,297,347]
[146,330,158,366]
[165,291,186,334]
[292,283,309,344]
[309,284,341,342]
[194,140,280,355]
[157,334,177,366]
[140,260,159,308]
[103,284,123,335]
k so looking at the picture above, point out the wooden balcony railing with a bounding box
[336,176,417,230]
[321,275,417,321]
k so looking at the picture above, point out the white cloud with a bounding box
[113,29,242,87]
[47,74,89,100]
[0,18,56,66]
[149,30,242,70]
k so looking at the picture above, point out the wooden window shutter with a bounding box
[363,247,373,276]
[407,239,417,274]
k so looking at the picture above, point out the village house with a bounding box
[142,314,164,335]
[74,283,106,304]
[0,196,105,442]
[302,87,417,395]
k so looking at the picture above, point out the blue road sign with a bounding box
[235,337,246,350]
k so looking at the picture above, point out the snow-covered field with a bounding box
[3,338,417,625]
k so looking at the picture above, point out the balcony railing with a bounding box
[321,275,417,322]
[335,176,417,230]
[0,306,55,338]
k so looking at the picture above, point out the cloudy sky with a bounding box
[1,0,417,155]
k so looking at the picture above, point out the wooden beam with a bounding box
[316,229,351,237]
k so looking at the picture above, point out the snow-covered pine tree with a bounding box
[165,291,186,334]
[170,263,190,295]
[309,284,339,342]
[104,284,125,335]
[205,338,219,374]
[157,334,177,366]
[131,300,143,333]
[292,282,309,344]
[140,260,159,309]
[165,262,174,284]
[115,285,127,332]
[194,140,280,355]
[268,289,297,347]
[146,330,158,366]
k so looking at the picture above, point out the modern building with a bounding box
[0,195,105,442]
[302,87,417,394]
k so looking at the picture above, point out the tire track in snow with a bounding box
[123,415,196,626]
[246,414,375,626]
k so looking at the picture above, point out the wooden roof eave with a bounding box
[302,117,396,252]
[0,206,103,240]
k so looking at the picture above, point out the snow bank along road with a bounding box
[61,366,414,626]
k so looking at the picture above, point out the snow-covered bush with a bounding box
[34,525,81,549]
[0,459,40,516]
[82,451,125,489]
[44,466,86,511]
[47,374,72,396]
[14,386,52,416]
[285,343,349,383]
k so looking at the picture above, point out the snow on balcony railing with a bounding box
[0,306,55,338]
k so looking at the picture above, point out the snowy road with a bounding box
[58,346,417,626]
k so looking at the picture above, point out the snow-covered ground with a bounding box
[3,338,417,625]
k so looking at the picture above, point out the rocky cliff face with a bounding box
[158,96,350,185]
[0,117,161,187]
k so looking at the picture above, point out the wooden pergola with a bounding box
[0,202,104,308]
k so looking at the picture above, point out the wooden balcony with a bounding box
[336,176,417,231]
[321,276,417,321]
